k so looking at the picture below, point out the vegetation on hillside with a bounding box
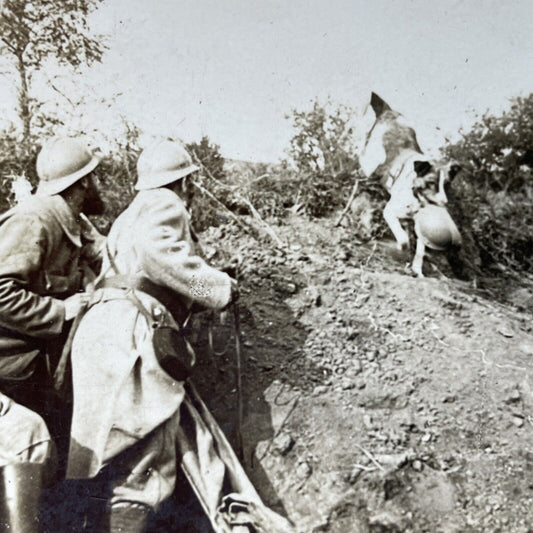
[283,99,359,217]
[0,0,531,277]
[442,94,533,273]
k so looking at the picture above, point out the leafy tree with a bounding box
[442,94,533,271]
[285,99,360,217]
[0,0,106,143]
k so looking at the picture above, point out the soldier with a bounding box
[67,140,238,532]
[0,136,105,532]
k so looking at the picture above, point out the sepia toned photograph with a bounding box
[0,1,532,531]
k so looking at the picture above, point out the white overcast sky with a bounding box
[2,0,533,162]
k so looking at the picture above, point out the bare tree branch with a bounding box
[47,79,77,107]
[0,37,18,54]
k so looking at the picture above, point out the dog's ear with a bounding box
[370,92,392,118]
[413,160,433,177]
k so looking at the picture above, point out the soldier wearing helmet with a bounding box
[0,136,106,532]
[67,140,237,532]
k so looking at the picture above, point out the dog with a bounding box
[358,92,461,277]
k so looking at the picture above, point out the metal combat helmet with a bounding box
[36,137,100,196]
[135,140,199,190]
[415,205,462,251]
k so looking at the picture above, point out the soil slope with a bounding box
[193,212,533,533]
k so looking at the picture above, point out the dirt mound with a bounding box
[192,213,533,532]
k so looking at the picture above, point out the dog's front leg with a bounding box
[412,235,425,277]
[384,201,409,250]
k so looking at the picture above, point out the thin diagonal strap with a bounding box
[105,240,120,275]
[105,241,154,326]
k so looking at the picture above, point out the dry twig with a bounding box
[334,177,359,227]
[355,444,385,472]
[191,153,285,247]
[191,180,254,236]
[238,195,285,248]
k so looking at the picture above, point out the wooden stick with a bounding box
[334,177,359,227]
[355,444,385,472]
[233,303,244,462]
[238,195,285,248]
[191,180,254,235]
[190,151,236,191]
[190,155,284,247]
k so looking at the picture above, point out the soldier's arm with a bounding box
[79,213,106,281]
[138,196,232,310]
[0,215,66,338]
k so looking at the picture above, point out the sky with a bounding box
[2,0,533,162]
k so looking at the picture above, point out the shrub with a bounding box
[442,94,533,272]
[0,124,139,234]
[285,99,360,217]
[185,137,234,231]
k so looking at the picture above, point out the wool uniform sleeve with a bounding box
[0,214,65,338]
[137,196,232,310]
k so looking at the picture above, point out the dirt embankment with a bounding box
[193,213,533,533]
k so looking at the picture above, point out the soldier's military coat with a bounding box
[67,188,232,507]
[0,194,104,465]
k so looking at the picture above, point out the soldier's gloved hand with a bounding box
[0,392,12,416]
[64,293,90,321]
[221,279,239,312]
[230,278,239,304]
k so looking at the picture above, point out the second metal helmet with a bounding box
[415,205,462,251]
[135,140,199,191]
